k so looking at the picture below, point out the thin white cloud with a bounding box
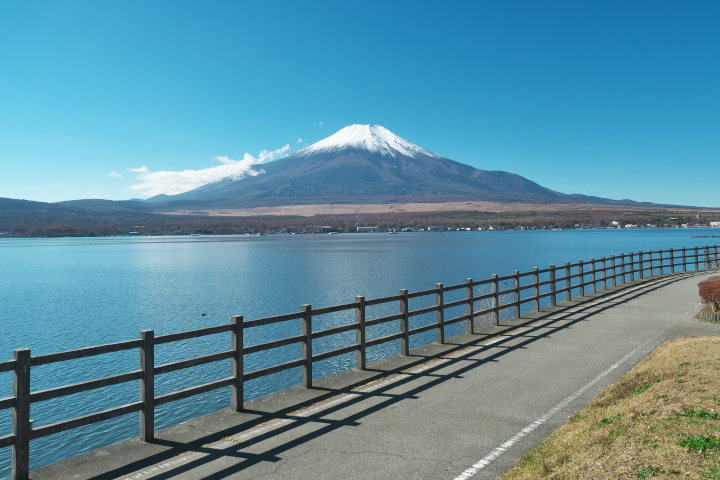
[127,144,290,197]
[94,193,112,199]
[296,138,303,144]
[107,172,123,178]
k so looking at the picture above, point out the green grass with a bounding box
[635,465,660,478]
[678,410,720,420]
[679,435,720,452]
[634,383,653,395]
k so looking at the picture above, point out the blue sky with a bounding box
[1,1,718,206]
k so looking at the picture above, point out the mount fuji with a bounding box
[141,124,636,209]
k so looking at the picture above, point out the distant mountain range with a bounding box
[109,124,646,211]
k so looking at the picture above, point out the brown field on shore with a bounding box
[161,201,720,218]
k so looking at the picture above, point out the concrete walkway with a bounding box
[30,270,720,480]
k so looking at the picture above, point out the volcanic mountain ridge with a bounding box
[143,124,637,210]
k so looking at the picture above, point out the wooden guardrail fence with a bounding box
[1,244,718,479]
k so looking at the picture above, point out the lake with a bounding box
[0,229,717,475]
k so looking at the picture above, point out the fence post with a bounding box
[707,246,712,268]
[436,283,445,344]
[513,271,521,317]
[652,250,656,275]
[649,250,655,276]
[139,330,154,442]
[695,246,700,271]
[702,245,710,270]
[659,249,666,274]
[682,247,687,272]
[656,249,661,276]
[355,296,366,370]
[638,251,644,279]
[629,253,634,281]
[703,246,710,269]
[709,246,714,268]
[549,265,557,306]
[301,305,313,388]
[626,253,631,281]
[601,257,607,290]
[492,274,500,324]
[626,253,632,282]
[533,267,540,311]
[565,262,572,301]
[578,260,585,297]
[231,316,244,412]
[465,278,474,334]
[12,348,31,480]
[610,255,617,286]
[400,289,410,356]
[671,248,676,273]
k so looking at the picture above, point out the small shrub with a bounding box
[699,277,720,313]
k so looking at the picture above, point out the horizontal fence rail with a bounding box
[2,245,719,480]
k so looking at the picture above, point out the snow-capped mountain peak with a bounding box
[298,124,441,158]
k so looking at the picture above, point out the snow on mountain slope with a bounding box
[297,124,442,159]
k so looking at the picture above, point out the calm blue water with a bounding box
[0,229,717,475]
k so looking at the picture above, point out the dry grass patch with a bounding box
[503,336,720,479]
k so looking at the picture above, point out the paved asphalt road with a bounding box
[30,271,720,480]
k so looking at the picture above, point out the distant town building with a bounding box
[429,226,444,232]
[711,222,720,227]
[357,226,379,232]
[316,226,332,233]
